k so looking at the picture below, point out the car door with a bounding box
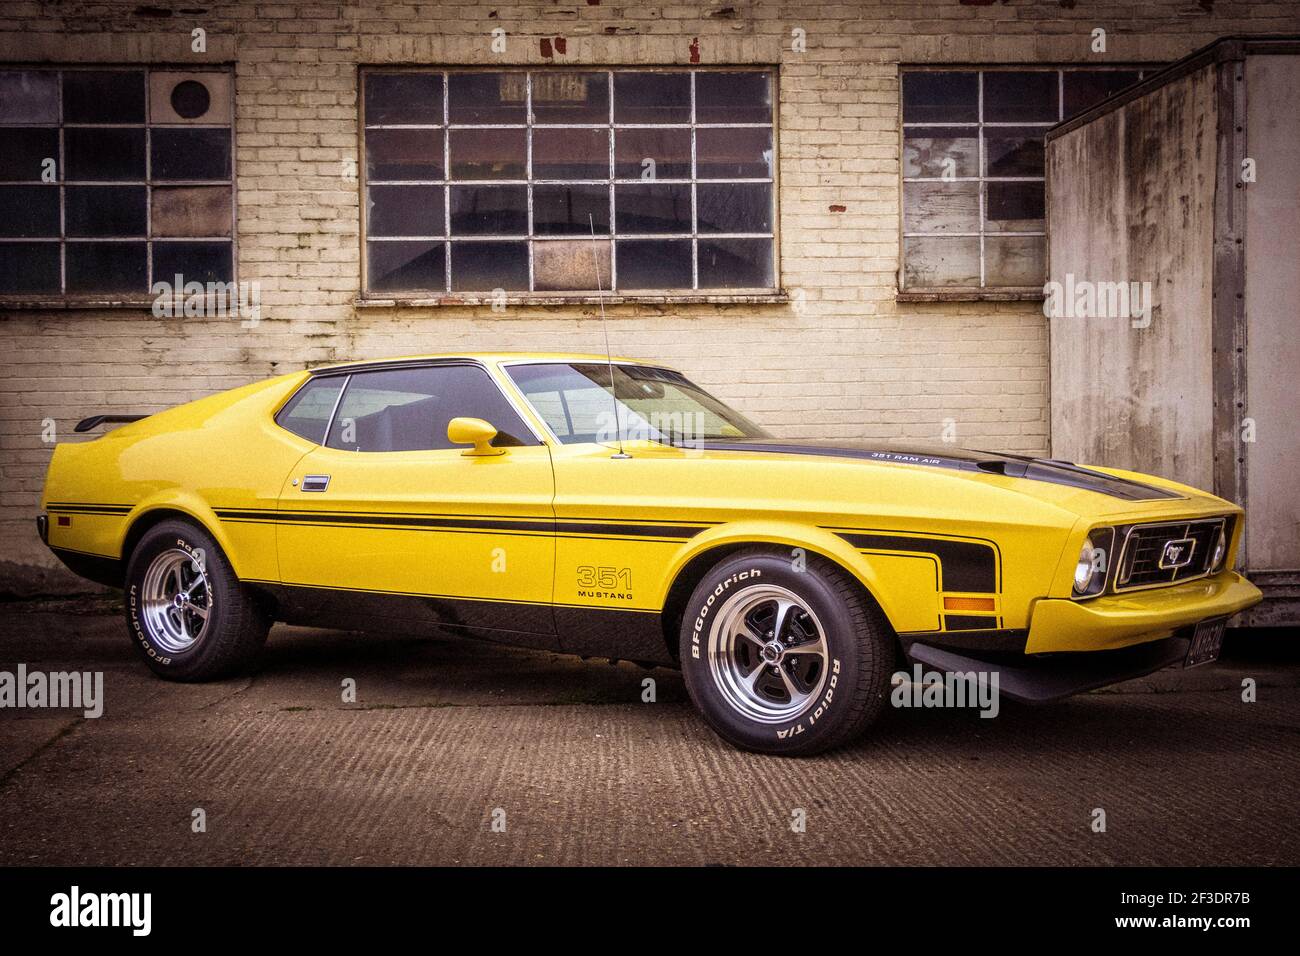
[274,362,556,641]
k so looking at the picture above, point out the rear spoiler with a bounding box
[74,414,149,433]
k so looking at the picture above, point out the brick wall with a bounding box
[2,0,1297,588]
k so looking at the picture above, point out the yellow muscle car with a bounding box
[39,353,1262,755]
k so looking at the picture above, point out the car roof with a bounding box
[307,352,668,375]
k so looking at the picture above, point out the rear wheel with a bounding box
[124,519,269,681]
[679,548,894,755]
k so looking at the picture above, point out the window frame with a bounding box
[896,63,1157,302]
[357,65,785,306]
[0,62,238,308]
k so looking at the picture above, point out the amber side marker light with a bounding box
[943,596,996,612]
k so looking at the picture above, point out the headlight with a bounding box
[1072,528,1114,598]
[1209,525,1227,571]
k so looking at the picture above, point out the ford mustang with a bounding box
[38,353,1263,755]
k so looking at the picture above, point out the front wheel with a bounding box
[124,519,269,681]
[679,548,894,755]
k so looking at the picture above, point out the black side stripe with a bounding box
[833,530,1000,594]
[214,509,709,541]
[45,503,132,515]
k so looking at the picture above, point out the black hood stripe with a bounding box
[698,441,1180,502]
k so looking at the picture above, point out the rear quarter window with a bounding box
[274,376,345,444]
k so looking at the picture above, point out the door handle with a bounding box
[300,475,331,492]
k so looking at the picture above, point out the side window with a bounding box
[275,376,345,444]
[325,365,532,452]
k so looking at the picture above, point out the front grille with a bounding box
[1114,517,1228,591]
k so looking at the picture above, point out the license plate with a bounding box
[1184,618,1226,667]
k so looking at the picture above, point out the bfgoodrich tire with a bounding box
[679,547,894,756]
[124,519,269,681]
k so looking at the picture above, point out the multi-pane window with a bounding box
[361,68,777,297]
[0,67,234,298]
[900,66,1156,293]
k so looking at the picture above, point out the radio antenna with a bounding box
[590,213,629,459]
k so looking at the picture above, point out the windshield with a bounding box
[506,363,770,446]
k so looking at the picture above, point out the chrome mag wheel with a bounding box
[707,583,830,723]
[140,548,212,654]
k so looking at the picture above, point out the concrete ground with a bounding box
[1,594,1298,866]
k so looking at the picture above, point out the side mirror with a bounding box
[447,417,504,457]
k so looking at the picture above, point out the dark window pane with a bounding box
[534,184,609,235]
[615,128,690,179]
[448,73,525,124]
[615,239,691,290]
[986,181,1045,233]
[63,70,145,124]
[1063,70,1140,119]
[0,186,59,237]
[276,376,345,445]
[984,127,1045,177]
[614,183,691,234]
[902,235,980,288]
[0,71,59,123]
[984,71,1058,122]
[697,183,771,234]
[450,185,527,235]
[533,127,608,179]
[151,128,231,181]
[367,240,446,293]
[696,127,772,179]
[450,240,528,291]
[368,185,445,237]
[366,128,444,181]
[903,126,978,178]
[902,71,977,123]
[65,128,145,180]
[449,128,526,180]
[66,241,147,293]
[327,365,529,452]
[0,242,60,293]
[365,72,444,126]
[0,128,58,181]
[533,238,610,292]
[695,71,772,123]
[531,72,609,124]
[697,238,772,289]
[985,235,1045,286]
[66,185,148,237]
[150,185,232,238]
[613,72,690,124]
[152,241,233,285]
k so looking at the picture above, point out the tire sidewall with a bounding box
[125,523,226,678]
[680,552,864,754]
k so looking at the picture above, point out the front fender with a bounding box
[656,520,941,635]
